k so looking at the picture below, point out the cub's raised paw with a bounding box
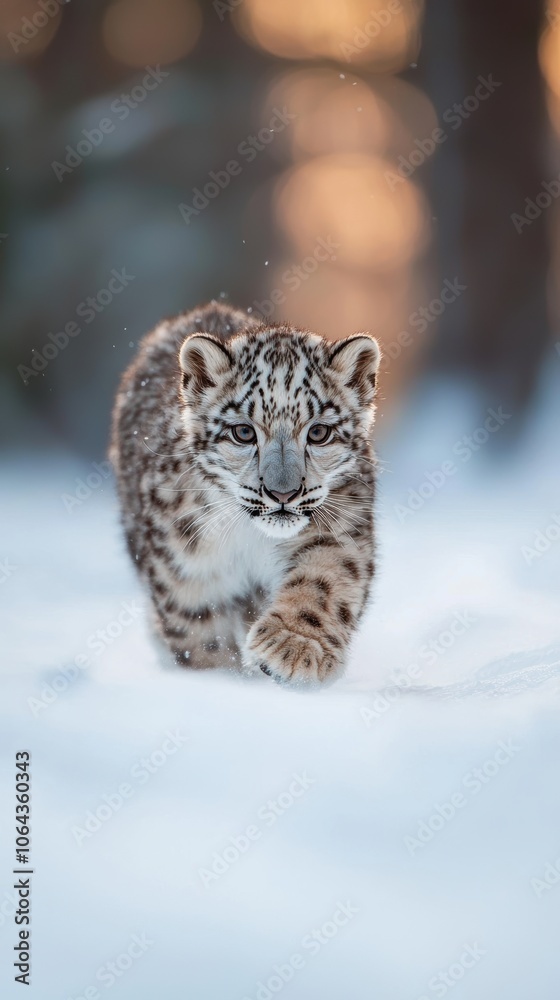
[244,612,344,686]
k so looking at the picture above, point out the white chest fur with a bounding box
[162,505,286,608]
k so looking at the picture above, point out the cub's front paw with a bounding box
[244,611,344,686]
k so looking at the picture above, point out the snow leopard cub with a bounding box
[110,302,380,685]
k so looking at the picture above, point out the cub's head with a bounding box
[179,325,380,539]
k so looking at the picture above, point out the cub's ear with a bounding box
[179,334,232,395]
[329,334,381,406]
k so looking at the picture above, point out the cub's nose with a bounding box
[263,485,303,505]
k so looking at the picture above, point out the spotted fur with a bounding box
[110,302,380,685]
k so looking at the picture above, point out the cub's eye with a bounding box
[307,424,332,445]
[230,424,256,444]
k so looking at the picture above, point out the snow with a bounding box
[1,369,559,999]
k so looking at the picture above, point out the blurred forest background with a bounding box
[0,0,559,456]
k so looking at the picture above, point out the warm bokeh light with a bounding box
[233,0,422,71]
[261,263,411,338]
[0,0,61,62]
[264,69,393,160]
[539,18,560,98]
[273,154,430,272]
[103,0,202,68]
[539,13,560,134]
[262,69,439,163]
